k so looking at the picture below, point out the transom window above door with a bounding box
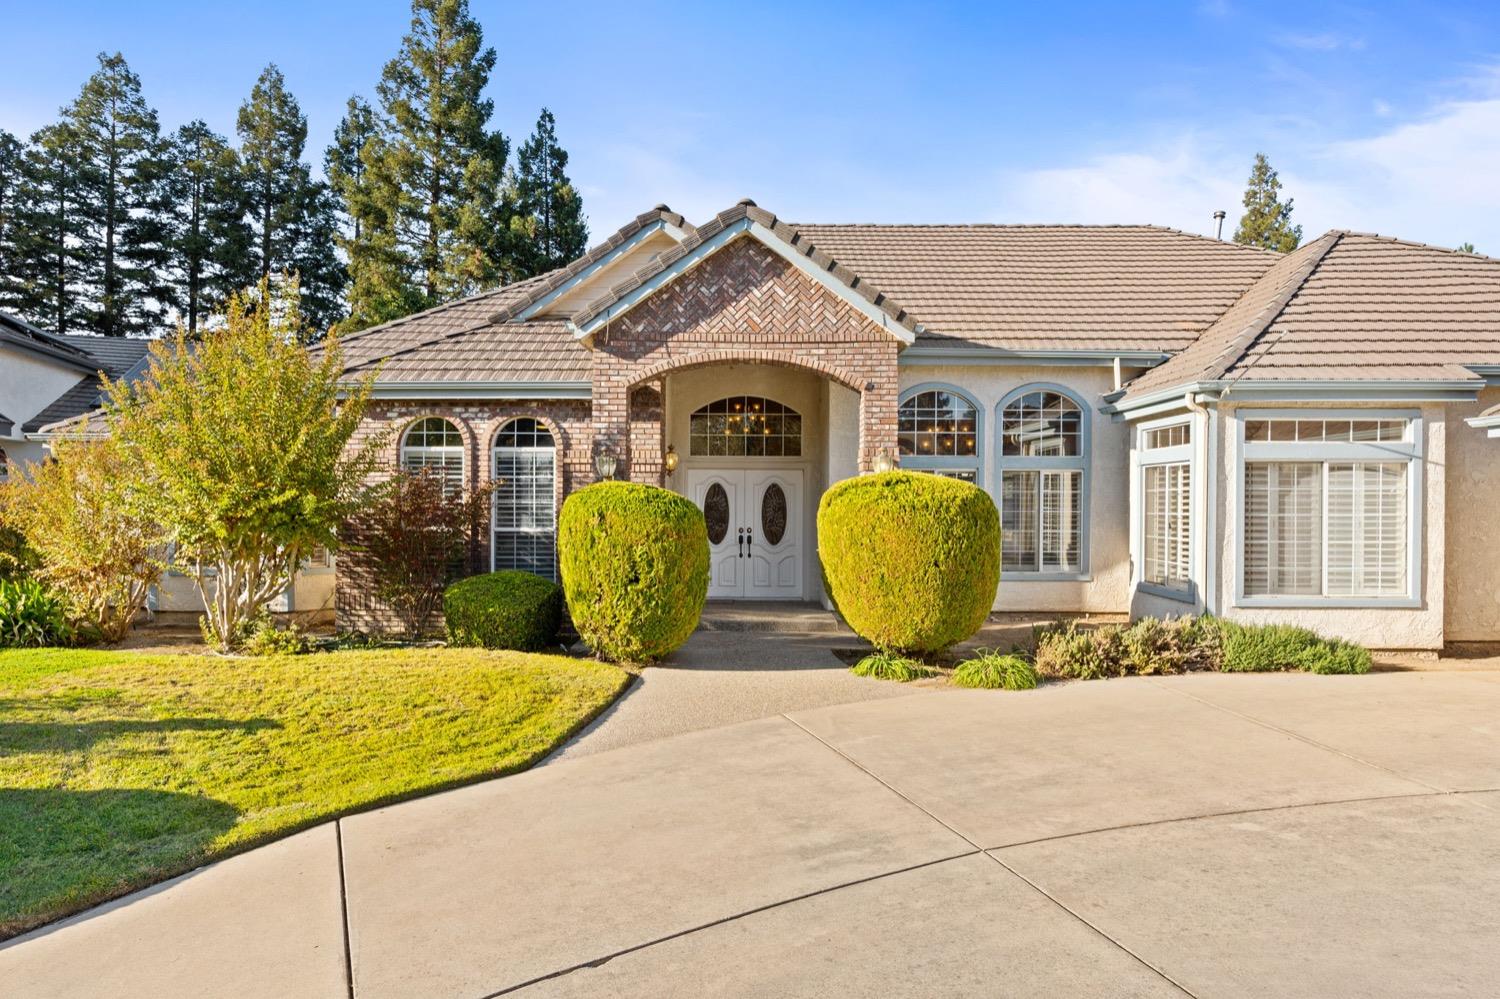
[689,396,801,457]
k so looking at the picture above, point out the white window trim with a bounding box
[995,383,1092,581]
[399,416,467,490]
[490,422,558,581]
[1233,408,1424,609]
[1133,414,1197,604]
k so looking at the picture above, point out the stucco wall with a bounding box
[1211,401,1446,650]
[1445,388,1500,641]
[896,363,1134,614]
[662,363,829,599]
[0,343,88,479]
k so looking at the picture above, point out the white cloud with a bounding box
[987,82,1500,252]
[1275,31,1366,51]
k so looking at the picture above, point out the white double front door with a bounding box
[687,468,803,600]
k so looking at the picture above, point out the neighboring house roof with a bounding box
[23,335,156,434]
[0,310,100,374]
[791,223,1277,352]
[1115,233,1500,406]
[0,410,12,436]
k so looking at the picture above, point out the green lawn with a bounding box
[0,646,629,938]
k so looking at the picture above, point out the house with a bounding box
[331,199,1500,651]
[0,310,153,479]
[0,313,334,620]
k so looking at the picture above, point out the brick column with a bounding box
[628,383,664,485]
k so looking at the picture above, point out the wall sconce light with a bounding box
[872,448,897,474]
[594,446,618,481]
[664,444,679,477]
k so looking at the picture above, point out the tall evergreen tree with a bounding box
[325,95,378,245]
[508,108,588,278]
[344,0,510,330]
[11,124,91,333]
[1233,153,1302,253]
[0,130,25,313]
[161,121,250,334]
[64,52,169,336]
[235,65,344,334]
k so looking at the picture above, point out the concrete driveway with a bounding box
[4,669,1500,998]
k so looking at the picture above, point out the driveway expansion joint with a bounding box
[336,819,355,999]
[1149,677,1448,793]
[477,851,982,998]
[780,713,1199,998]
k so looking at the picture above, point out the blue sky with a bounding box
[4,1,1499,251]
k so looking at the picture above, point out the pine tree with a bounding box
[161,121,250,334]
[508,108,588,278]
[235,65,345,335]
[64,52,170,336]
[344,0,511,330]
[1233,153,1302,253]
[0,130,25,313]
[11,124,91,333]
[325,95,378,245]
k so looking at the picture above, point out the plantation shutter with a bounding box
[1326,462,1406,596]
[1243,463,1322,596]
[492,448,556,580]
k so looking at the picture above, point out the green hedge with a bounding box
[818,471,1000,655]
[558,482,708,663]
[443,571,563,652]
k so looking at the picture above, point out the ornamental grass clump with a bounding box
[851,650,937,682]
[952,650,1038,690]
[818,471,1000,656]
[558,482,708,664]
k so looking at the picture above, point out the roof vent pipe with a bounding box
[1213,210,1227,240]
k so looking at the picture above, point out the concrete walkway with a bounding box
[5,670,1500,998]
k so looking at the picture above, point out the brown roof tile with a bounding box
[1119,233,1500,401]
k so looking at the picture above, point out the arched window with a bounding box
[997,386,1089,575]
[689,396,801,457]
[400,417,464,493]
[898,385,981,482]
[492,418,557,580]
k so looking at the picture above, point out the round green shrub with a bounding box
[444,571,563,652]
[818,471,1000,655]
[558,482,708,663]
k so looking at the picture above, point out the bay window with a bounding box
[1239,413,1419,604]
[1138,420,1193,596]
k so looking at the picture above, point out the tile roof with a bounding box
[57,334,153,376]
[328,274,591,383]
[1117,233,1500,402]
[791,223,1278,351]
[567,201,923,339]
[489,205,695,324]
[0,310,99,372]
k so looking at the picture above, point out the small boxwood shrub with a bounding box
[444,570,563,652]
[818,471,1000,655]
[952,650,1038,690]
[558,482,708,663]
[1034,615,1371,679]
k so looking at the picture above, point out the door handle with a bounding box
[737,528,745,558]
[745,528,753,551]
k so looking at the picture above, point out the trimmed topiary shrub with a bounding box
[952,650,1038,690]
[558,482,708,663]
[818,471,1000,655]
[444,570,564,652]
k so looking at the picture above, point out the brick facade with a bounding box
[337,398,592,634]
[588,237,901,482]
[337,235,903,632]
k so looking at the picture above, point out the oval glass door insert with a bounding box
[704,483,730,545]
[761,483,787,545]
